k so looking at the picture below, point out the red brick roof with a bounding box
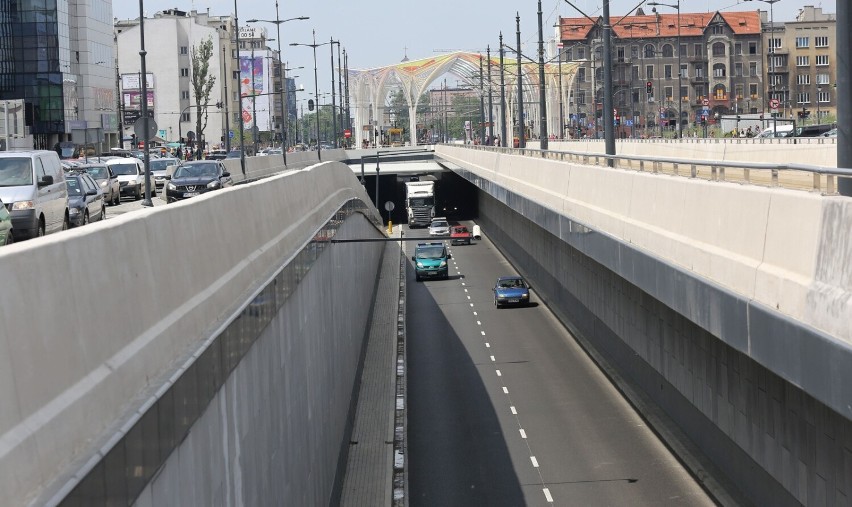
[559,10,761,41]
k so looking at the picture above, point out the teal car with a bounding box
[0,197,13,245]
[412,242,451,281]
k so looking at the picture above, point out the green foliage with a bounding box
[191,36,216,149]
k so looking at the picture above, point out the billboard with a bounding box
[238,51,271,132]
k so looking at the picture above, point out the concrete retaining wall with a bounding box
[0,160,379,506]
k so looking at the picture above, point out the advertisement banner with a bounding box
[239,51,271,131]
[121,73,155,90]
[123,91,154,109]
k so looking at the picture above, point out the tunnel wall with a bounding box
[475,189,852,506]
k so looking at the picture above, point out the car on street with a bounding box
[493,276,531,308]
[822,128,837,138]
[450,225,472,245]
[0,196,13,245]
[166,160,233,203]
[412,242,451,281]
[105,157,152,200]
[0,150,69,239]
[226,149,243,159]
[149,158,181,190]
[428,217,450,237]
[65,172,105,226]
[207,150,228,160]
[76,164,120,206]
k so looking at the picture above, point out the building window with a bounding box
[795,37,809,48]
[644,44,655,58]
[631,46,639,59]
[664,86,673,100]
[796,56,810,67]
[632,90,640,103]
[680,64,688,78]
[769,38,782,50]
[680,44,687,57]
[749,84,758,98]
[181,112,190,122]
[232,70,240,80]
[770,75,784,86]
[818,90,830,103]
[565,48,572,61]
[617,46,625,61]
[577,47,585,59]
[734,43,742,55]
[749,62,757,76]
[662,44,674,57]
[180,46,188,55]
[578,67,586,82]
[817,73,830,85]
[577,90,586,104]
[815,55,829,66]
[770,56,784,68]
[713,84,726,100]
[181,90,190,99]
[735,85,744,99]
[713,63,726,78]
[712,42,725,57]
[680,86,688,100]
[694,64,704,78]
[632,66,639,80]
[735,63,743,77]
[665,65,672,79]
[749,42,757,55]
[695,86,704,100]
[180,68,189,77]
[815,36,829,48]
[694,44,703,57]
[797,92,810,104]
[797,74,811,85]
[712,24,724,35]
[646,65,654,79]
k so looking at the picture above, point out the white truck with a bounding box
[405,180,436,228]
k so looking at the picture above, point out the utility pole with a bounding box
[516,13,525,148]
[499,33,507,146]
[222,43,231,152]
[138,0,153,206]
[602,0,616,164]
[537,0,549,149]
[487,45,494,143]
[337,43,344,147]
[330,38,338,149]
[479,55,485,144]
[839,1,851,195]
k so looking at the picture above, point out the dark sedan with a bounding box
[492,276,531,308]
[165,160,233,203]
[66,172,105,226]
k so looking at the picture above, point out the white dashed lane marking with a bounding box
[490,355,496,362]
[519,429,527,439]
[502,386,509,394]
[476,320,481,326]
[496,370,502,377]
[530,456,539,468]
[510,406,517,415]
[485,343,490,348]
[543,488,554,503]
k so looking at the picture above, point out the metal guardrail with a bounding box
[447,143,850,195]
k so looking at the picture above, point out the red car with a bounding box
[450,225,473,245]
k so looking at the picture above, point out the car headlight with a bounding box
[521,294,529,298]
[439,260,447,268]
[100,181,107,187]
[167,182,177,190]
[416,262,424,268]
[69,207,79,215]
[206,180,220,189]
[11,200,34,210]
[126,180,137,186]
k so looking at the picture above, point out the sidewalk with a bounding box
[340,236,406,506]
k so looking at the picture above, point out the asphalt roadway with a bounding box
[405,222,716,507]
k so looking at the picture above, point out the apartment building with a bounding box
[762,6,836,123]
[559,9,763,135]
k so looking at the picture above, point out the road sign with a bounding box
[133,117,157,141]
[228,130,234,139]
[344,129,352,138]
[702,98,710,106]
[384,201,395,212]
[769,98,780,109]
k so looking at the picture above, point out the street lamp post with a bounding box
[233,0,245,175]
[499,32,507,146]
[516,13,525,149]
[137,0,153,207]
[246,11,308,165]
[291,31,332,160]
[649,1,682,138]
[330,38,340,149]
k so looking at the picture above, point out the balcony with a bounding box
[687,54,708,62]
[613,57,632,65]
[691,75,708,83]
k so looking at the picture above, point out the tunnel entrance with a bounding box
[361,169,478,225]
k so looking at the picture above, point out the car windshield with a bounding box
[174,163,218,178]
[416,246,445,259]
[453,227,468,233]
[498,278,525,289]
[110,163,139,176]
[149,159,177,171]
[66,178,83,196]
[0,158,33,186]
[409,197,434,207]
[84,166,108,179]
[431,221,448,228]
[226,151,242,158]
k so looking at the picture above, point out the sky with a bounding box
[113,0,837,97]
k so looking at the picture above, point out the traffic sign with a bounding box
[384,201,395,212]
[344,129,352,138]
[133,117,157,141]
[769,98,780,109]
[702,98,710,106]
[228,130,234,139]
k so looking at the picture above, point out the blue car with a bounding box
[493,276,531,308]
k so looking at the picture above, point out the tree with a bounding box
[191,36,216,156]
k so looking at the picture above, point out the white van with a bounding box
[0,151,68,239]
[756,125,794,138]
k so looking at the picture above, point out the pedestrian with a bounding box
[746,126,753,138]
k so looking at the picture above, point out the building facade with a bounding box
[559,9,763,137]
[0,0,119,152]
[763,6,836,123]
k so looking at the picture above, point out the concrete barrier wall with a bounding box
[436,145,851,348]
[527,139,838,167]
[224,148,348,183]
[132,214,384,506]
[0,160,379,505]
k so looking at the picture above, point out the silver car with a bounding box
[429,218,450,237]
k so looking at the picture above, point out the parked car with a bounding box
[0,150,69,238]
[166,160,233,203]
[226,149,243,159]
[0,196,13,245]
[493,276,531,308]
[429,217,450,237]
[450,225,472,245]
[207,150,228,160]
[149,158,180,190]
[105,157,152,200]
[65,172,105,226]
[76,164,120,206]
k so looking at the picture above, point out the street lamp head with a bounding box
[246,18,259,23]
